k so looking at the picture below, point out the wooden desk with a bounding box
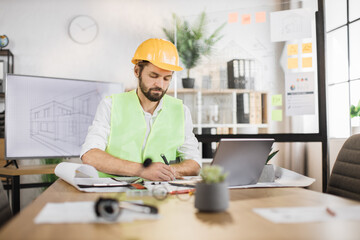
[0,179,359,240]
[0,164,56,214]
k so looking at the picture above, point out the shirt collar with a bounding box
[141,97,164,117]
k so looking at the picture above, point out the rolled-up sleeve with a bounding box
[80,97,112,159]
[177,105,202,167]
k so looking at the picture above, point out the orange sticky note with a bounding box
[228,12,238,23]
[302,43,312,53]
[241,14,251,25]
[287,44,298,56]
[255,11,266,23]
[302,57,312,68]
[288,58,298,69]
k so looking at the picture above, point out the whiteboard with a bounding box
[5,74,124,159]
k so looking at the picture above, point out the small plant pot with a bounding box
[182,78,195,88]
[258,164,275,183]
[195,181,229,212]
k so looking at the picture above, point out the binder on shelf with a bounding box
[237,92,262,124]
[227,59,255,89]
[261,93,268,124]
[249,92,262,124]
[236,93,250,123]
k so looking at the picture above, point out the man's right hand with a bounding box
[139,162,176,181]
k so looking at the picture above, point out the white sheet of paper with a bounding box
[270,8,312,42]
[253,206,360,223]
[34,201,159,224]
[229,165,315,189]
[55,162,129,192]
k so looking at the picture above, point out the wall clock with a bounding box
[68,15,98,44]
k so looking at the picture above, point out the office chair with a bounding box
[327,133,360,201]
[0,180,12,228]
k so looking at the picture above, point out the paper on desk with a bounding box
[253,205,360,223]
[229,165,315,189]
[55,162,129,193]
[34,201,159,224]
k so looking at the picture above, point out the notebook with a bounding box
[211,138,275,186]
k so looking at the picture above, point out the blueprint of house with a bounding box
[5,74,124,158]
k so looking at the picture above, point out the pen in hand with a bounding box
[160,153,169,165]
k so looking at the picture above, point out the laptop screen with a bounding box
[211,138,275,186]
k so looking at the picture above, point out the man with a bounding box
[81,38,201,181]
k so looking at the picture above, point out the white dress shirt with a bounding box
[80,95,202,166]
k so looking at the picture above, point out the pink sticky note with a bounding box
[255,11,266,23]
[241,14,251,25]
[228,12,238,23]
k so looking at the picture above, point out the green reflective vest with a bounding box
[98,90,185,177]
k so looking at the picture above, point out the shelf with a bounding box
[0,164,56,176]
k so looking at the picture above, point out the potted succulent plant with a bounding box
[350,101,360,135]
[195,165,229,212]
[162,12,225,88]
[258,149,279,183]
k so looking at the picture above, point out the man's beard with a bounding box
[139,76,167,102]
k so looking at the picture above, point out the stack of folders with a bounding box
[0,110,4,138]
[237,93,263,124]
[227,59,255,90]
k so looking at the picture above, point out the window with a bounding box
[325,0,347,31]
[349,20,360,80]
[349,0,360,22]
[326,27,348,84]
[326,0,360,137]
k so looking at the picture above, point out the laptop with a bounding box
[211,138,275,186]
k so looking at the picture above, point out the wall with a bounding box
[1,0,282,90]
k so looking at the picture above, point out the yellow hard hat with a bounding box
[131,38,183,71]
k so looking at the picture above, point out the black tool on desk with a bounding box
[160,154,169,165]
[168,182,196,188]
[95,197,158,221]
[94,158,154,221]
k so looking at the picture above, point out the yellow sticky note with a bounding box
[255,11,266,23]
[287,44,298,56]
[271,95,282,106]
[228,12,238,23]
[287,58,298,69]
[242,14,251,25]
[302,57,312,68]
[272,109,283,121]
[302,43,312,53]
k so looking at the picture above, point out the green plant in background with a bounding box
[162,11,226,79]
[350,100,360,119]
[200,165,228,184]
[41,158,63,191]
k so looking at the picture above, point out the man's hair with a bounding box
[136,60,150,78]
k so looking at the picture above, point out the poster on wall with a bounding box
[270,8,312,42]
[285,71,315,116]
